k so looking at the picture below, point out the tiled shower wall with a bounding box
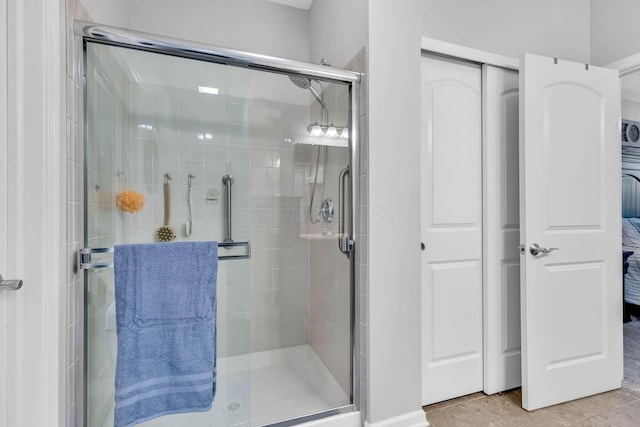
[85,45,332,349]
[65,0,87,425]
[307,82,352,395]
[348,46,369,419]
[84,43,131,427]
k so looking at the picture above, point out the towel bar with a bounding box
[78,241,251,270]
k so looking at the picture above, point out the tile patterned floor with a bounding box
[423,388,640,426]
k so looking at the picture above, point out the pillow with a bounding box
[623,218,640,248]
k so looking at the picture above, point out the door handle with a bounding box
[529,243,559,256]
[0,274,23,293]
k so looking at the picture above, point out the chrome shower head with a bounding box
[289,75,327,110]
[289,75,312,90]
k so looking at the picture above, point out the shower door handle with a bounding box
[222,174,233,243]
[0,274,23,293]
[338,166,352,259]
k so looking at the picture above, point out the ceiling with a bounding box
[264,0,314,10]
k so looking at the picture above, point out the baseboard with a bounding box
[364,410,429,427]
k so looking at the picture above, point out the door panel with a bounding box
[0,0,8,426]
[483,64,522,394]
[0,0,7,418]
[421,54,483,405]
[520,53,622,410]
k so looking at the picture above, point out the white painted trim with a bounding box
[420,37,519,71]
[606,52,640,76]
[44,0,65,423]
[4,0,65,425]
[364,410,429,427]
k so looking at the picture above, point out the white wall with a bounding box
[420,0,591,63]
[81,0,311,62]
[367,0,424,424]
[623,99,640,122]
[309,0,368,68]
[77,0,128,27]
[590,0,640,66]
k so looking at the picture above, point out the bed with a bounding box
[622,172,640,308]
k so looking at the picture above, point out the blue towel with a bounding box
[113,241,218,427]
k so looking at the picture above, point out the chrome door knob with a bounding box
[529,243,559,256]
[0,274,23,292]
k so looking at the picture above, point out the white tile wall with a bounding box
[65,1,86,425]
[346,47,369,418]
[307,143,351,395]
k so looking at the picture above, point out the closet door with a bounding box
[483,65,522,394]
[420,54,483,405]
[520,53,622,410]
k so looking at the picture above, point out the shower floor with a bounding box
[104,345,349,427]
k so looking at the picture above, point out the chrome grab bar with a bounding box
[78,241,251,270]
[338,166,353,258]
[222,174,233,243]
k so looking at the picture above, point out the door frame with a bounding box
[420,38,519,72]
[2,0,65,425]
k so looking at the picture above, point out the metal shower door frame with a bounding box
[75,21,361,427]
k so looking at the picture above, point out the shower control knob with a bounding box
[320,198,334,223]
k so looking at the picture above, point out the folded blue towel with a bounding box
[113,241,218,427]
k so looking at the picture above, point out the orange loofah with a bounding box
[116,188,145,213]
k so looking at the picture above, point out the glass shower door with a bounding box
[84,42,252,427]
[83,37,355,427]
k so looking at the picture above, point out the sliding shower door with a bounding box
[84,42,253,427]
[83,39,354,426]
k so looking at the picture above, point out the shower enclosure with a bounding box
[77,23,359,426]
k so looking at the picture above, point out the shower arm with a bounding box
[310,84,335,127]
[309,85,327,112]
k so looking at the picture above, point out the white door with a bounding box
[483,64,522,394]
[0,0,8,421]
[421,54,483,405]
[520,53,622,410]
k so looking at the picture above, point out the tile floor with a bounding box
[423,387,640,426]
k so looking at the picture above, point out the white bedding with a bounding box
[623,218,640,306]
